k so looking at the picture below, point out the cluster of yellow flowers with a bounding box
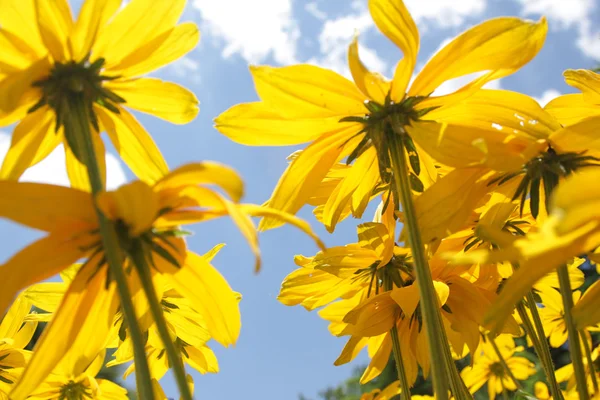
[1,0,600,399]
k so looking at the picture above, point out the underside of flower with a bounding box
[489,146,600,218]
[463,219,529,252]
[28,57,125,163]
[341,94,437,197]
[59,380,92,400]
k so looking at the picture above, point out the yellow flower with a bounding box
[0,162,323,399]
[215,0,547,232]
[556,343,600,396]
[546,69,600,126]
[460,334,536,400]
[0,0,199,189]
[449,168,600,334]
[538,288,582,348]
[27,350,128,400]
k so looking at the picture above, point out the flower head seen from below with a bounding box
[216,0,547,232]
[0,0,200,190]
[0,162,323,398]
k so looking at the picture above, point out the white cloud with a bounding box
[192,0,300,64]
[166,55,201,83]
[305,2,327,21]
[404,0,486,29]
[307,11,387,78]
[534,88,562,106]
[0,133,127,189]
[431,72,502,97]
[515,0,600,59]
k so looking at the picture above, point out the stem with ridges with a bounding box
[388,123,449,399]
[581,330,598,394]
[384,277,411,400]
[132,244,193,400]
[517,298,563,400]
[75,99,155,400]
[557,265,590,399]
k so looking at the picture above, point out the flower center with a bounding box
[28,57,125,163]
[490,362,505,378]
[489,146,600,218]
[341,95,436,195]
[59,380,92,400]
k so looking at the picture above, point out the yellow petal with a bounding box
[545,93,600,126]
[407,120,545,171]
[240,204,326,252]
[161,252,241,348]
[11,266,119,400]
[65,132,106,192]
[70,0,120,61]
[22,282,66,314]
[0,181,96,231]
[334,336,369,366]
[322,147,378,232]
[259,125,359,230]
[563,69,600,104]
[573,280,600,328]
[0,0,46,56]
[186,346,219,374]
[215,101,347,146]
[97,181,160,236]
[250,65,366,118]
[427,89,560,141]
[343,293,397,337]
[549,115,600,159]
[360,334,392,383]
[348,35,391,104]
[412,167,491,244]
[552,169,600,234]
[155,161,244,203]
[0,107,61,180]
[105,22,200,78]
[357,222,394,264]
[105,78,198,124]
[368,0,418,100]
[411,17,547,99]
[97,105,169,184]
[0,57,50,113]
[0,294,31,340]
[0,28,41,71]
[93,0,186,70]
[0,233,85,317]
[34,0,73,62]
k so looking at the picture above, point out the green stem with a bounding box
[388,125,449,399]
[581,330,598,395]
[384,278,411,400]
[436,309,472,399]
[488,334,523,391]
[132,245,193,400]
[517,299,563,400]
[557,265,590,399]
[74,99,155,400]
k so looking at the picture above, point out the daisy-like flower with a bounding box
[0,0,199,189]
[0,162,323,399]
[27,350,128,400]
[215,0,547,232]
[461,334,536,400]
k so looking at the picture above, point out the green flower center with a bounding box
[341,95,437,196]
[59,380,92,400]
[489,146,600,219]
[490,362,505,378]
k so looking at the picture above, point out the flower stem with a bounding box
[388,124,449,400]
[582,330,598,394]
[557,265,590,399]
[74,98,155,400]
[488,334,523,391]
[516,298,563,400]
[384,278,411,400]
[132,244,193,400]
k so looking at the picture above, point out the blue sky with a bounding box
[1,0,600,398]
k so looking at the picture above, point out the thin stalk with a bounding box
[132,245,193,400]
[581,330,598,394]
[388,125,449,399]
[488,335,523,391]
[557,265,590,399]
[384,278,411,400]
[75,100,155,399]
[436,309,472,399]
[517,300,563,400]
